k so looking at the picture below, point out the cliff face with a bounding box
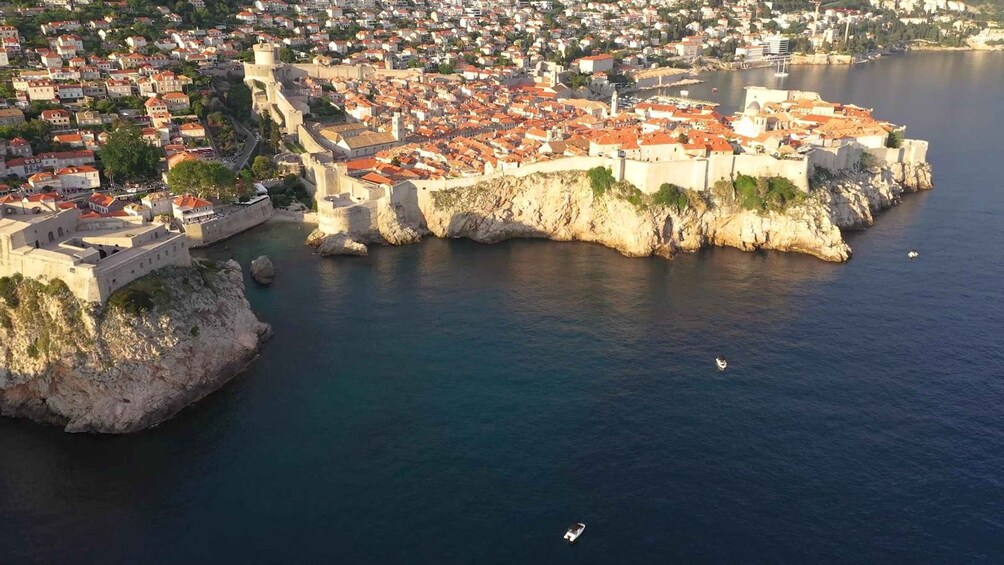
[313,161,932,262]
[0,260,271,433]
[418,172,855,261]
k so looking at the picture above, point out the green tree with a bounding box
[886,130,904,148]
[166,160,239,201]
[251,155,276,180]
[98,125,161,185]
[0,119,53,153]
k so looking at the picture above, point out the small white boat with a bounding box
[716,356,728,371]
[907,250,919,259]
[774,59,789,78]
[564,523,586,543]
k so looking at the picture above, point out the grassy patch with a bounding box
[106,273,173,316]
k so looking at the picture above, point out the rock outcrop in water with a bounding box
[0,260,271,433]
[312,161,932,263]
[250,255,276,285]
[306,228,369,256]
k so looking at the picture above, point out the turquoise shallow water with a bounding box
[2,52,1003,563]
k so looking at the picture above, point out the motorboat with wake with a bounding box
[564,523,586,543]
[908,250,919,259]
[716,356,728,371]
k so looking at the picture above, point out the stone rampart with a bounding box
[866,139,928,165]
[184,198,273,248]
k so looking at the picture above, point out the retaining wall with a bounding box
[184,198,274,248]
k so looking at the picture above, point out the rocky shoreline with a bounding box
[307,162,932,262]
[0,260,271,433]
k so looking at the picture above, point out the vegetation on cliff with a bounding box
[587,166,617,197]
[588,166,799,214]
[106,261,220,316]
[0,274,90,363]
[0,260,270,433]
[709,175,805,212]
[886,130,905,149]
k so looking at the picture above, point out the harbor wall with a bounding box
[184,198,274,248]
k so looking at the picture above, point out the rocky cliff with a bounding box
[0,260,271,433]
[310,162,932,263]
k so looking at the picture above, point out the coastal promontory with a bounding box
[0,260,271,433]
[309,159,932,263]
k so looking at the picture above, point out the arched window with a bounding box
[48,231,54,242]
[57,227,64,237]
[34,241,39,248]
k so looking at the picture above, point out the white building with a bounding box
[766,35,790,55]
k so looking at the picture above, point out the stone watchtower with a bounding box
[253,42,277,67]
[392,112,405,141]
[610,89,619,117]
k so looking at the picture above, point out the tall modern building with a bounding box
[766,35,790,55]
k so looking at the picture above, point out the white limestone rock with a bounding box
[309,162,932,264]
[250,255,275,285]
[306,229,368,256]
[0,260,271,433]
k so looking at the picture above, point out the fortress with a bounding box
[242,49,928,243]
[243,43,419,199]
[0,195,191,303]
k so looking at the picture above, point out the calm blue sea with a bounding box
[1,52,1003,564]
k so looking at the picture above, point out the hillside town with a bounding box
[0,0,989,300]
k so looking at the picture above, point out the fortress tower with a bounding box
[610,89,619,117]
[253,42,277,67]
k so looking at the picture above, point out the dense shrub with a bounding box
[0,274,22,308]
[886,130,904,149]
[268,175,313,209]
[44,279,71,297]
[618,183,648,211]
[763,177,802,211]
[653,183,689,212]
[710,179,736,205]
[587,166,616,197]
[734,174,762,210]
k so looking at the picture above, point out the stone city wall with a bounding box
[184,198,274,248]
[809,145,864,172]
[866,139,928,165]
[318,199,379,235]
[317,149,888,236]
